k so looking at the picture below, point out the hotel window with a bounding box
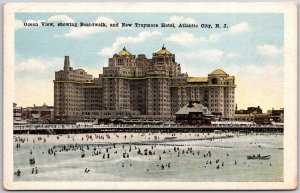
[117,59,123,65]
[157,58,164,64]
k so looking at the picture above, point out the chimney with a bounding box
[64,56,70,71]
[187,101,194,108]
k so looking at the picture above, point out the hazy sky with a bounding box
[14,13,284,112]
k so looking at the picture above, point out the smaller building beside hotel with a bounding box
[13,103,22,121]
[175,101,214,125]
[234,106,284,124]
[22,103,54,124]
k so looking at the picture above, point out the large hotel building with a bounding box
[54,46,236,123]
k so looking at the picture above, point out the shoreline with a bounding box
[13,132,282,146]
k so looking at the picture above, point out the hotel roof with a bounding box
[175,102,212,115]
[155,45,171,55]
[186,77,208,83]
[118,47,132,56]
[225,76,235,80]
[210,69,227,75]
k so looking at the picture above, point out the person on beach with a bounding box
[16,169,21,176]
[84,168,90,173]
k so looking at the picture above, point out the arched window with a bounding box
[157,58,163,64]
[212,78,218,84]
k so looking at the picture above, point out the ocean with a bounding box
[13,133,283,182]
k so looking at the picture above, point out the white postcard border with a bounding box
[3,2,298,190]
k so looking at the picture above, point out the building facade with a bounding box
[175,101,213,125]
[13,103,22,121]
[235,106,263,114]
[22,103,54,123]
[267,108,284,123]
[54,46,236,123]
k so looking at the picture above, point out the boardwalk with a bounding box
[14,124,284,135]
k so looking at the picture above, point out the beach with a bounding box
[13,132,283,182]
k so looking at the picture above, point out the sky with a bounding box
[14,13,284,112]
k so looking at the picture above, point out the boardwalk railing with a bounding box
[13,124,284,135]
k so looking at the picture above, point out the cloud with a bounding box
[166,16,197,25]
[205,22,251,42]
[48,15,75,23]
[15,57,62,74]
[16,58,46,72]
[229,22,250,33]
[15,56,102,78]
[257,44,283,57]
[14,56,61,106]
[165,32,206,47]
[15,19,26,29]
[226,52,240,59]
[165,22,251,47]
[208,32,225,42]
[99,31,162,56]
[14,56,103,107]
[181,49,224,61]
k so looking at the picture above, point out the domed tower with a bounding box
[150,45,181,78]
[108,47,136,67]
[207,69,236,119]
[118,47,132,56]
[208,69,228,84]
[103,47,136,112]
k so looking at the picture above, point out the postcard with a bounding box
[3,2,298,190]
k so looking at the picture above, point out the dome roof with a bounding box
[156,45,171,55]
[118,47,132,56]
[210,69,227,75]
